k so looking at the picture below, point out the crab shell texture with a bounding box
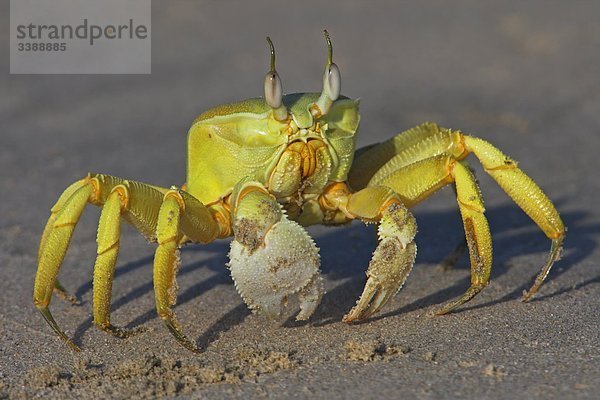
[187,93,359,206]
[184,93,359,321]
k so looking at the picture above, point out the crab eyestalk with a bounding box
[313,30,341,118]
[264,37,289,121]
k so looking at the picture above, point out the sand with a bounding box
[1,1,598,399]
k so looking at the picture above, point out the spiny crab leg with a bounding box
[349,123,565,312]
[227,180,324,321]
[34,173,223,352]
[35,180,94,351]
[153,189,220,353]
[34,174,169,350]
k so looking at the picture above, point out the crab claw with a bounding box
[228,216,324,321]
[343,239,416,322]
[343,202,418,323]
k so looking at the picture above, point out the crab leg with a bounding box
[436,161,492,314]
[348,122,463,193]
[35,182,94,351]
[462,136,564,301]
[38,179,89,261]
[34,173,167,350]
[227,180,324,321]
[92,185,154,337]
[358,154,493,313]
[342,186,417,322]
[38,178,89,304]
[349,122,565,309]
[153,189,220,353]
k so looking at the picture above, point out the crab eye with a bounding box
[264,37,289,121]
[264,70,283,109]
[313,30,341,117]
[325,62,341,101]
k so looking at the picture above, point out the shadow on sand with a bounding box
[71,201,598,349]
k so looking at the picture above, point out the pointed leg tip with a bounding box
[182,340,202,354]
[520,236,564,304]
[521,289,535,303]
[435,283,485,316]
[163,319,201,354]
[178,339,202,354]
[37,305,81,352]
[68,341,82,352]
[97,323,148,339]
[434,301,455,316]
[434,300,464,316]
[434,307,451,316]
[342,308,363,324]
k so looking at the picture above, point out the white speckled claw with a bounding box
[229,216,323,321]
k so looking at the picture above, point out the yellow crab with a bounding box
[34,31,565,352]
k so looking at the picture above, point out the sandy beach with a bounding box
[1,1,598,398]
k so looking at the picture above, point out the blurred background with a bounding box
[1,1,598,398]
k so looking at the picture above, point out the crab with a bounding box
[34,31,565,353]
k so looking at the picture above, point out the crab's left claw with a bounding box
[342,187,418,323]
[343,238,417,323]
[228,181,324,321]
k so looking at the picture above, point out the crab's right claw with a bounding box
[227,182,323,321]
[229,217,324,321]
